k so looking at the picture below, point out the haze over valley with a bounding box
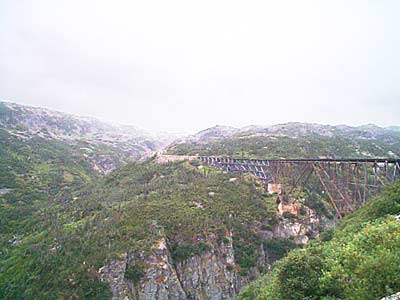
[1,1,400,300]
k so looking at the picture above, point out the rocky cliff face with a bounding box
[100,237,245,300]
[98,203,333,300]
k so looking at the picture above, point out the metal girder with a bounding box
[198,155,400,218]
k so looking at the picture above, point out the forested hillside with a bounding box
[0,159,268,298]
[0,127,112,275]
[0,102,174,299]
[1,157,340,299]
[0,102,169,284]
[1,102,399,300]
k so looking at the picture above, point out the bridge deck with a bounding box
[198,156,400,163]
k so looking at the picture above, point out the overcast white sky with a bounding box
[1,1,399,132]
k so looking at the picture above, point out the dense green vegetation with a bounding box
[0,128,115,299]
[237,180,400,300]
[1,159,278,299]
[0,119,139,299]
[0,127,133,253]
[0,128,100,252]
[2,103,399,299]
[3,126,393,299]
[167,133,400,159]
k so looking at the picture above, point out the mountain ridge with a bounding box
[0,101,177,173]
[179,122,400,142]
[1,101,400,300]
[167,122,400,159]
[3,101,399,142]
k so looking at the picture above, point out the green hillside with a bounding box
[2,133,399,299]
[0,159,278,299]
[0,128,101,252]
[237,180,400,300]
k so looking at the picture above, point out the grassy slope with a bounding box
[0,159,278,299]
[237,180,400,300]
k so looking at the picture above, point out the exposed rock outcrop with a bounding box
[132,238,188,300]
[99,253,131,300]
[100,238,188,300]
[98,206,333,300]
[174,233,238,300]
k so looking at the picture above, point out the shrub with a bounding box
[263,237,297,261]
[125,263,145,284]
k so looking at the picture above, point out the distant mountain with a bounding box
[188,125,240,142]
[0,101,174,173]
[167,123,400,158]
[182,122,399,141]
[0,102,147,140]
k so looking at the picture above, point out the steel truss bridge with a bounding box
[198,156,400,218]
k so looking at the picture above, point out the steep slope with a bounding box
[0,127,98,235]
[0,101,172,248]
[167,123,400,158]
[0,102,174,295]
[238,180,400,300]
[0,158,336,300]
